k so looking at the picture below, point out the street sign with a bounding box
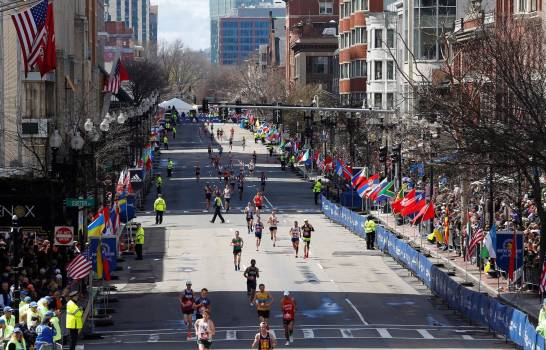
[65,198,95,208]
[54,226,74,245]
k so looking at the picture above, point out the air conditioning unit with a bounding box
[21,119,48,138]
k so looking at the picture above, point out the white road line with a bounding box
[302,329,314,339]
[226,330,237,340]
[316,263,324,270]
[377,328,392,338]
[345,298,369,325]
[417,329,434,339]
[340,329,353,338]
[148,334,159,342]
[462,335,474,340]
[263,195,274,209]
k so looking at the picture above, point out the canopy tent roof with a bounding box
[159,98,195,113]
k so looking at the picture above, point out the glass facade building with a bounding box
[219,17,270,65]
[105,0,150,46]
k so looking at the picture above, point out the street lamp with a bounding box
[117,111,126,124]
[84,119,94,132]
[49,129,62,176]
[70,131,85,151]
[99,118,110,132]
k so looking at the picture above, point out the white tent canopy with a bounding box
[159,98,194,113]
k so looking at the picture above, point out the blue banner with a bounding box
[495,231,524,273]
[89,237,118,273]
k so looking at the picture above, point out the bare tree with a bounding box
[125,59,168,105]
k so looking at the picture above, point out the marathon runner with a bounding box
[267,211,279,247]
[208,144,212,159]
[230,231,243,271]
[242,136,246,151]
[301,219,314,259]
[244,259,259,305]
[252,150,257,165]
[244,202,255,234]
[195,309,215,350]
[253,192,263,217]
[179,281,195,339]
[238,173,245,201]
[248,161,255,176]
[223,185,232,212]
[254,217,264,251]
[252,322,277,349]
[195,163,201,182]
[193,288,211,320]
[281,291,296,345]
[204,183,213,210]
[259,171,267,192]
[289,221,301,258]
[253,283,273,323]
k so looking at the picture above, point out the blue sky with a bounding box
[154,0,211,50]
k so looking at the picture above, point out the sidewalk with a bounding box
[374,210,542,323]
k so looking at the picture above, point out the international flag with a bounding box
[334,160,344,177]
[297,149,310,163]
[366,178,387,199]
[324,156,334,172]
[38,2,56,76]
[374,179,396,202]
[96,241,104,279]
[465,228,484,260]
[540,259,546,293]
[66,254,92,280]
[392,189,405,213]
[483,223,497,259]
[103,58,129,94]
[11,0,49,76]
[87,214,105,237]
[411,201,436,225]
[400,193,425,217]
[102,242,111,281]
[443,206,450,244]
[357,174,379,198]
[351,169,367,188]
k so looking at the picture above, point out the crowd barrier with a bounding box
[321,195,545,350]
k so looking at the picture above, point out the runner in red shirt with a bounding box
[254,192,263,217]
[281,291,296,345]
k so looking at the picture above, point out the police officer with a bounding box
[364,216,376,250]
[163,135,169,150]
[210,193,225,224]
[6,327,26,350]
[50,310,62,348]
[156,174,163,194]
[167,159,174,177]
[66,291,82,350]
[312,179,322,205]
[154,194,167,225]
[172,126,177,139]
[1,307,15,328]
[135,223,145,260]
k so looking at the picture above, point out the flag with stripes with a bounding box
[540,261,546,293]
[465,228,484,261]
[66,254,92,280]
[103,58,129,94]
[11,0,49,75]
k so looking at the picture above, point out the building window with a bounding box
[387,61,394,80]
[374,61,382,80]
[387,29,395,48]
[312,57,329,74]
[355,27,367,44]
[351,29,356,45]
[374,29,382,48]
[374,93,382,109]
[386,93,394,109]
[530,0,537,11]
[320,1,334,15]
[515,0,526,12]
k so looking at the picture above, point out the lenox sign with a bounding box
[0,205,37,219]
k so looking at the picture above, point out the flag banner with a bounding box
[87,214,105,238]
[494,231,523,273]
[103,58,129,94]
[38,2,56,76]
[483,223,497,259]
[90,237,117,279]
[66,254,92,280]
[540,260,546,293]
[465,228,484,260]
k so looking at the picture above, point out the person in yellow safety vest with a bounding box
[0,318,13,343]
[364,216,376,250]
[289,155,295,170]
[37,296,52,319]
[154,194,167,225]
[254,133,259,143]
[135,223,145,260]
[6,327,26,350]
[1,306,16,328]
[537,299,546,336]
[66,291,83,350]
[312,179,322,205]
[172,126,177,139]
[26,302,41,327]
[50,309,62,346]
[156,175,163,194]
[165,121,171,131]
[163,135,169,150]
[18,296,31,323]
[167,159,174,177]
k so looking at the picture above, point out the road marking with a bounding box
[377,328,392,338]
[340,329,353,338]
[263,195,274,209]
[226,330,237,340]
[462,335,474,340]
[316,263,324,270]
[417,329,434,339]
[148,334,159,342]
[302,329,314,339]
[345,298,368,325]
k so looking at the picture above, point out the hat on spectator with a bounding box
[23,296,31,302]
[44,311,54,318]
[69,291,79,297]
[27,284,35,291]
[55,273,62,280]
[20,290,28,296]
[3,306,12,313]
[29,302,38,308]
[13,327,22,333]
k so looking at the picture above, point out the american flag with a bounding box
[540,260,546,293]
[103,58,128,94]
[465,228,485,261]
[67,253,92,280]
[11,0,49,75]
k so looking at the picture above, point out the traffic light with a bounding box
[235,99,242,114]
[202,99,209,113]
[379,146,388,162]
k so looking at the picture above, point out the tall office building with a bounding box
[210,0,273,64]
[150,5,158,54]
[218,17,271,65]
[105,0,151,48]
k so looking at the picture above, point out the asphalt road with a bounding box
[81,123,510,350]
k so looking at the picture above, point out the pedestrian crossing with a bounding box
[92,324,495,344]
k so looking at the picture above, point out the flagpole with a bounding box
[478,242,482,292]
